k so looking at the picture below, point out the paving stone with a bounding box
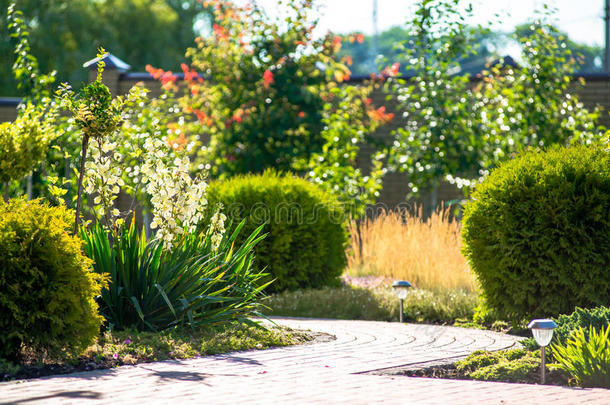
[0,318,608,404]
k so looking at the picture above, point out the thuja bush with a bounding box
[0,198,105,361]
[204,171,347,292]
[462,145,610,320]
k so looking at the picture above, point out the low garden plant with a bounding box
[553,306,610,346]
[0,323,313,381]
[551,324,610,388]
[264,282,478,324]
[82,219,268,331]
[455,349,542,383]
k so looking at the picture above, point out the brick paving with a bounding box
[1,318,608,404]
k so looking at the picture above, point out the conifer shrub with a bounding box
[553,306,610,346]
[204,172,347,292]
[0,198,105,361]
[462,145,610,320]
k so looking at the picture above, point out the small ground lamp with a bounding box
[392,281,412,323]
[527,319,557,384]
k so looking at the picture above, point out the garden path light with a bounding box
[392,280,411,323]
[527,318,557,384]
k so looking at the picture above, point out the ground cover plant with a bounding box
[0,323,315,381]
[398,348,570,386]
[347,207,476,293]
[264,277,478,324]
[462,145,610,321]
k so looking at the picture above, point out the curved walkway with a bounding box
[1,318,608,404]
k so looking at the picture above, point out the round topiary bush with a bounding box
[462,145,610,320]
[0,198,105,361]
[204,171,347,292]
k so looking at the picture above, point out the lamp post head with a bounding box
[527,319,557,347]
[392,280,412,300]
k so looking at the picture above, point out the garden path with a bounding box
[1,318,608,404]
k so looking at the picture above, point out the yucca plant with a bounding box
[551,325,610,388]
[82,219,269,331]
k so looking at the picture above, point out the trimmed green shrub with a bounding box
[462,145,610,320]
[0,198,105,361]
[554,306,610,346]
[204,171,348,292]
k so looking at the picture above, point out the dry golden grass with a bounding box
[347,206,477,292]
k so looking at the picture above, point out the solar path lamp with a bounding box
[527,319,557,384]
[392,280,412,323]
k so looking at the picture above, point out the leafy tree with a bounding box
[387,1,601,204]
[386,0,489,204]
[0,0,207,96]
[0,4,59,201]
[338,24,503,76]
[515,23,603,73]
[306,84,386,220]
[476,12,600,167]
[153,0,360,177]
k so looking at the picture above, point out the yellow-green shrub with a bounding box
[0,198,105,361]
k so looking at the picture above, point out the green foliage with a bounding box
[0,198,105,361]
[387,0,491,197]
[167,0,363,177]
[553,306,610,347]
[0,103,57,186]
[514,22,603,73]
[204,171,348,292]
[479,13,600,151]
[467,351,540,382]
[2,323,309,381]
[387,4,602,199]
[551,325,610,388]
[306,84,384,219]
[265,285,478,323]
[0,0,206,96]
[57,49,146,233]
[462,145,610,320]
[82,218,267,332]
[6,3,56,102]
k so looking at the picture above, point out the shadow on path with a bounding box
[0,390,102,404]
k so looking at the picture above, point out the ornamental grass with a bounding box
[346,206,477,293]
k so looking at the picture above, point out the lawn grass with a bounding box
[0,323,313,381]
[264,282,478,324]
[347,207,476,292]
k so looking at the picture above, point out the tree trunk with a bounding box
[3,182,8,202]
[74,135,90,235]
[355,218,363,263]
[428,183,438,218]
[26,175,33,200]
